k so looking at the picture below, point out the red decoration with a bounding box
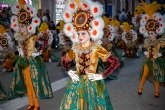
[94,21,99,26]
[83,3,88,8]
[65,13,70,18]
[13,18,16,22]
[70,3,75,9]
[94,7,98,13]
[13,24,17,27]
[27,7,30,11]
[92,30,97,35]
[144,16,147,20]
[158,18,162,21]
[34,19,38,23]
[67,26,71,31]
[16,5,19,9]
[160,24,163,27]
[29,26,32,30]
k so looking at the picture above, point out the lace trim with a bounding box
[72,40,102,54]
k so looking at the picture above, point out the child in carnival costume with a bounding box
[60,0,120,109]
[0,25,15,72]
[57,20,73,56]
[112,20,125,49]
[121,22,139,57]
[132,4,144,44]
[37,22,60,62]
[138,2,165,98]
[9,0,53,110]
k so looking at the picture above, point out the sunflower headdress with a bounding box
[121,22,137,43]
[0,25,13,48]
[139,2,165,37]
[38,22,53,45]
[10,0,41,34]
[62,0,104,43]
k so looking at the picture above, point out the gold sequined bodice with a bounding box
[21,36,36,57]
[144,38,165,59]
[66,43,111,74]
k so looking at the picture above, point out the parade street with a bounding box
[0,49,164,110]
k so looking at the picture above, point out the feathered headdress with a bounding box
[0,25,6,36]
[10,0,41,34]
[103,16,112,28]
[139,2,165,37]
[110,20,120,29]
[62,0,104,43]
[56,20,65,32]
[121,22,137,43]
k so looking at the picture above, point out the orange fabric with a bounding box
[23,66,39,107]
[138,63,148,92]
[154,82,159,94]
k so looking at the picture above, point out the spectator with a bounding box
[119,9,126,23]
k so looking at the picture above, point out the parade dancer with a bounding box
[60,0,120,109]
[138,2,165,98]
[132,4,144,44]
[9,0,53,110]
[37,22,60,62]
[121,22,139,57]
[0,25,15,72]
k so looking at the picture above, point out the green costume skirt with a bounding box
[9,56,53,99]
[60,75,113,110]
[140,57,165,83]
[0,81,8,102]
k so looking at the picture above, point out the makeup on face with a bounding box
[78,31,90,44]
[148,31,156,41]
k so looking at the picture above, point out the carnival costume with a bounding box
[60,0,120,109]
[38,22,60,62]
[57,20,73,56]
[132,4,144,44]
[0,25,15,72]
[9,0,53,109]
[121,22,139,57]
[111,20,125,49]
[138,2,165,98]
[0,81,8,102]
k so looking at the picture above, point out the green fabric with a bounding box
[140,58,165,83]
[9,56,53,99]
[60,76,113,110]
[49,50,61,62]
[0,82,8,102]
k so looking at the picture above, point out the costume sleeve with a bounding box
[96,46,111,62]
[61,49,75,71]
[101,56,120,78]
[96,46,120,78]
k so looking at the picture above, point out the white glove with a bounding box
[158,53,162,57]
[68,70,79,82]
[17,48,24,57]
[144,51,148,56]
[32,52,41,58]
[87,72,103,81]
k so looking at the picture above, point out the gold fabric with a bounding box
[66,43,111,73]
[144,38,165,59]
[21,35,37,58]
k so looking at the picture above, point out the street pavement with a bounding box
[0,49,165,110]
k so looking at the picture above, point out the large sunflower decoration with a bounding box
[139,1,165,37]
[0,25,13,48]
[62,0,104,43]
[10,0,41,34]
[121,22,137,43]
